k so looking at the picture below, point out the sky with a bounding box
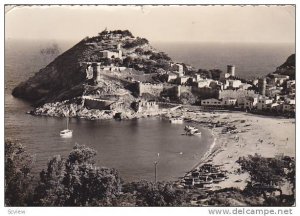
[5,5,295,43]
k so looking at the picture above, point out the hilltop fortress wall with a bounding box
[191,87,219,99]
[137,82,219,99]
[138,82,181,97]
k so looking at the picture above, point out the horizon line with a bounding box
[5,37,295,45]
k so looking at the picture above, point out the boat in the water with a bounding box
[169,117,183,124]
[60,117,73,138]
[184,125,201,136]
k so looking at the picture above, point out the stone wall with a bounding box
[137,82,220,99]
[138,83,164,96]
[138,82,181,97]
[191,87,219,99]
[84,98,115,110]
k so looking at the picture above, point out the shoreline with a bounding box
[169,108,295,191]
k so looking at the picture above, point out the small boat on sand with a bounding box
[195,176,214,184]
[210,173,226,183]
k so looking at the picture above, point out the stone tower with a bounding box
[258,78,266,96]
[92,63,101,84]
[117,43,122,58]
[227,65,235,77]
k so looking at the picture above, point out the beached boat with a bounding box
[210,173,226,183]
[60,117,73,138]
[169,117,183,124]
[184,177,194,186]
[192,171,200,178]
[194,182,204,188]
[195,176,214,184]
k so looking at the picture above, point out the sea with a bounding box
[4,39,294,182]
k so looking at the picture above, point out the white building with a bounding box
[239,83,252,90]
[172,64,184,77]
[196,79,213,88]
[99,49,122,59]
[222,98,237,107]
[287,80,295,88]
[257,97,273,110]
[270,103,283,112]
[224,79,242,89]
[252,79,259,86]
[177,76,189,85]
[224,73,231,79]
[237,96,258,110]
[269,74,290,86]
[85,65,94,79]
[193,74,203,82]
[266,87,282,98]
[135,100,159,112]
[201,98,237,107]
[101,65,127,72]
[201,98,222,106]
[166,73,178,82]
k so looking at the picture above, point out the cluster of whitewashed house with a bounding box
[199,71,295,113]
[201,96,295,113]
[165,64,253,90]
[165,63,296,113]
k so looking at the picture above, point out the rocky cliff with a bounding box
[274,54,295,79]
[12,40,87,105]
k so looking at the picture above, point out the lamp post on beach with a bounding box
[154,153,160,183]
[154,161,158,183]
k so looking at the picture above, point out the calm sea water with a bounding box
[5,39,294,181]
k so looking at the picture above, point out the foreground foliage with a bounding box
[5,140,34,206]
[237,154,295,206]
[5,140,295,207]
[33,144,121,206]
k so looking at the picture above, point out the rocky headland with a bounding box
[12,30,187,119]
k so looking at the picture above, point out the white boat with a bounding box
[60,117,73,138]
[184,125,198,132]
[169,117,183,124]
[184,125,201,136]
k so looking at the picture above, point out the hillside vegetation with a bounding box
[12,30,173,106]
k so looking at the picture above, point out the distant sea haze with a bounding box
[153,41,295,80]
[5,39,294,84]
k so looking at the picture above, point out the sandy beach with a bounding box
[167,108,295,191]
